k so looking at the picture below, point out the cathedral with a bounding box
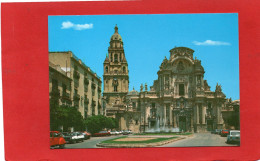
[103,25,236,133]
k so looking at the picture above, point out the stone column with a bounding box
[164,104,166,126]
[169,105,173,126]
[173,111,177,128]
[191,114,194,132]
[193,106,197,125]
[202,105,206,124]
[217,104,221,124]
[196,104,200,124]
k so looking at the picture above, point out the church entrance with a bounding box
[207,119,213,131]
[150,120,156,128]
[179,116,187,132]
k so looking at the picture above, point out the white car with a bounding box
[110,130,120,135]
[227,130,240,144]
[74,132,85,142]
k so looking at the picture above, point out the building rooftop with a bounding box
[49,51,101,80]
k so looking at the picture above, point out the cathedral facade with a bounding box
[103,25,235,133]
[127,47,227,133]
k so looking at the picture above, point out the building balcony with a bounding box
[73,70,80,79]
[73,93,80,100]
[62,91,70,100]
[84,96,89,104]
[84,78,89,85]
[84,86,88,92]
[50,88,60,97]
[91,82,96,89]
[92,100,96,106]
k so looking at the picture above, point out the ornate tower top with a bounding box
[115,24,118,33]
[110,24,122,42]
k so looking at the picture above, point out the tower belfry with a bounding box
[103,25,129,117]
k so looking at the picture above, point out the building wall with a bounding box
[49,63,72,107]
[49,51,102,119]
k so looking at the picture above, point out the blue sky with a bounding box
[48,13,239,100]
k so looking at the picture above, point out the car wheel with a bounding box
[59,144,65,149]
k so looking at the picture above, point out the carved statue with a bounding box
[145,83,148,91]
[215,83,222,93]
[177,61,185,71]
[204,80,211,91]
[140,84,144,92]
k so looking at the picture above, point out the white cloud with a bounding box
[61,21,93,30]
[193,40,231,46]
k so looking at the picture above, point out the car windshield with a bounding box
[231,132,240,135]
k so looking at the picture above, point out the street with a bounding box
[65,135,123,149]
[159,132,238,147]
[63,132,238,148]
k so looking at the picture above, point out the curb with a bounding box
[96,135,193,148]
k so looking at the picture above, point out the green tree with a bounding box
[84,115,119,134]
[50,103,85,132]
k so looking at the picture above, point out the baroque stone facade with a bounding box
[128,47,228,132]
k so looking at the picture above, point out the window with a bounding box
[197,75,202,85]
[62,84,67,95]
[123,66,126,73]
[114,54,118,63]
[105,66,108,73]
[52,79,58,91]
[114,85,118,92]
[179,84,185,96]
[92,105,95,115]
[110,53,113,62]
[132,102,136,108]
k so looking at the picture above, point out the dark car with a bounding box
[62,132,78,144]
[50,131,66,149]
[93,131,111,137]
[212,129,221,134]
[221,130,230,137]
[82,131,91,139]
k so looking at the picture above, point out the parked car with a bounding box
[118,130,123,135]
[62,132,78,144]
[214,129,221,134]
[227,130,240,144]
[74,132,85,142]
[110,130,120,135]
[221,130,230,137]
[50,131,66,149]
[93,131,111,137]
[218,129,223,135]
[122,130,132,135]
[82,131,91,139]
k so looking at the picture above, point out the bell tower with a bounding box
[103,25,129,114]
